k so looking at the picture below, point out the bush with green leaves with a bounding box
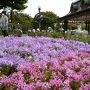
[0,65,17,76]
[11,29,23,37]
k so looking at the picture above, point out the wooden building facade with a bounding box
[59,0,90,34]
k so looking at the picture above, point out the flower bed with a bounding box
[0,36,90,90]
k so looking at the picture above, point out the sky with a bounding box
[24,0,72,17]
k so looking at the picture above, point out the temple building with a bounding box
[59,0,90,34]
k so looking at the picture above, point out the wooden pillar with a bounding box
[63,20,68,37]
[85,21,90,34]
[85,21,88,30]
[64,20,68,31]
[88,22,90,35]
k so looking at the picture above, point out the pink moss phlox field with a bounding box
[0,36,90,90]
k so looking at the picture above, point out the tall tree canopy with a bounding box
[11,12,33,32]
[32,11,59,30]
[0,0,27,10]
[41,11,58,29]
[0,0,28,22]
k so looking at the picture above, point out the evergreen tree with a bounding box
[33,11,59,30]
[0,0,28,22]
[0,0,27,10]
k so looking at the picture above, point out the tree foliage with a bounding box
[41,11,59,29]
[0,0,28,23]
[0,0,27,10]
[12,13,33,32]
[32,11,59,30]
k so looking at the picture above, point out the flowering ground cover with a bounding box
[0,36,90,90]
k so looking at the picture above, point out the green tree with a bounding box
[0,0,7,9]
[11,13,33,33]
[42,11,59,30]
[31,19,39,30]
[0,0,28,22]
[32,11,59,30]
[0,0,27,10]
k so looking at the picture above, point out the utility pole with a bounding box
[38,6,41,31]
